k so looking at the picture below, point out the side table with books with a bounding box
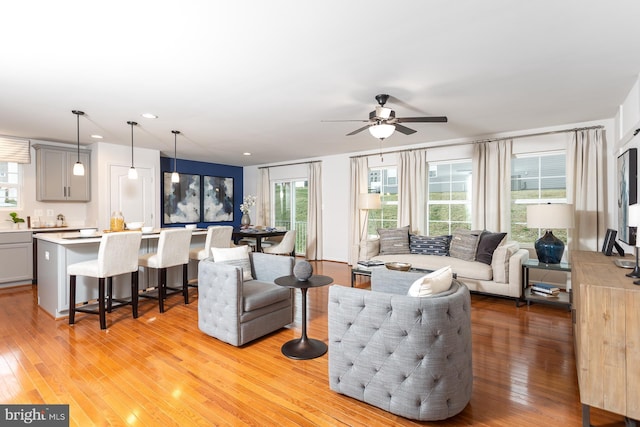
[351,260,385,287]
[521,259,571,310]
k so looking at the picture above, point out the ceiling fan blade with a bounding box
[394,124,417,135]
[321,119,369,123]
[396,116,448,123]
[347,125,371,136]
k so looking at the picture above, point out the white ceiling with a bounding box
[2,1,640,167]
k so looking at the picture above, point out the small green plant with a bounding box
[8,212,25,224]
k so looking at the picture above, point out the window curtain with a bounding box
[567,129,605,251]
[472,140,512,232]
[398,149,427,234]
[0,137,30,164]
[257,168,270,227]
[349,157,369,266]
[306,162,322,260]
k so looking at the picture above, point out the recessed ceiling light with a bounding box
[90,134,103,139]
[141,113,158,119]
[243,152,251,156]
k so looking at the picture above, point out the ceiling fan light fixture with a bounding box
[369,123,395,140]
[375,106,392,120]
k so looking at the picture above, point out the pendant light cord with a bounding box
[76,113,80,161]
[172,130,180,173]
[127,121,137,168]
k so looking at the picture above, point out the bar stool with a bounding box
[68,231,143,330]
[138,228,192,313]
[188,225,233,290]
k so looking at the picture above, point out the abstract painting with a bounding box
[163,173,200,224]
[203,176,233,222]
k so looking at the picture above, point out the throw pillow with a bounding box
[410,234,452,256]
[475,231,508,265]
[449,229,482,261]
[211,246,254,281]
[378,226,410,255]
[407,266,453,297]
[491,242,520,283]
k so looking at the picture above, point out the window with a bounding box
[273,180,307,255]
[0,162,22,209]
[511,151,567,243]
[367,167,398,233]
[427,160,472,235]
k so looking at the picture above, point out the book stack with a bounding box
[530,282,560,297]
[357,260,384,269]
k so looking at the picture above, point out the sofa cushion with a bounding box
[371,254,494,281]
[491,242,520,283]
[409,234,452,256]
[211,246,254,281]
[449,229,482,261]
[378,226,410,255]
[407,266,453,297]
[360,237,380,260]
[475,231,507,265]
[242,280,291,311]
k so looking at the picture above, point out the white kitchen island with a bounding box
[34,229,206,319]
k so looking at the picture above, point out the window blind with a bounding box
[0,137,31,164]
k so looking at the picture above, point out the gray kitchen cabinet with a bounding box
[33,144,91,201]
[0,231,33,284]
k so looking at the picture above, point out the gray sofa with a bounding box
[328,268,472,421]
[197,252,294,346]
[361,237,529,299]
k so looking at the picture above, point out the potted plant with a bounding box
[7,212,25,229]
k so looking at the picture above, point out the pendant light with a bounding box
[127,121,138,179]
[71,110,85,176]
[171,130,180,183]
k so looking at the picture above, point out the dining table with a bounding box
[232,228,287,252]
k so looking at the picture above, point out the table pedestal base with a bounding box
[281,338,327,360]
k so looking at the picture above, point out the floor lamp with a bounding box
[359,193,381,241]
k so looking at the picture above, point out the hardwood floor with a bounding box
[0,260,627,426]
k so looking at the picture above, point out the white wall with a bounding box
[245,117,617,263]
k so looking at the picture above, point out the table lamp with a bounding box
[359,193,381,241]
[526,203,573,264]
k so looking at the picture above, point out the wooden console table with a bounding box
[571,251,640,427]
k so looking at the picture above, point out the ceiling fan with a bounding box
[324,94,448,140]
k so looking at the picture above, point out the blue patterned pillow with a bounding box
[410,234,452,256]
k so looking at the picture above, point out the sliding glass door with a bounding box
[273,180,308,255]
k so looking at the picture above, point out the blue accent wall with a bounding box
[160,157,243,228]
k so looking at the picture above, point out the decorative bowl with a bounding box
[126,221,144,230]
[79,228,97,236]
[385,262,412,271]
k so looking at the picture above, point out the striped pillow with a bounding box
[410,234,452,256]
[449,229,483,261]
[378,226,410,255]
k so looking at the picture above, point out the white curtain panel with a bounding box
[472,139,512,233]
[306,162,323,260]
[398,149,427,234]
[257,168,270,227]
[349,157,369,266]
[567,129,605,251]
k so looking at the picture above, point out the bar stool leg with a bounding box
[183,264,189,304]
[107,277,113,313]
[98,277,107,330]
[159,268,166,313]
[69,275,77,325]
[131,271,139,319]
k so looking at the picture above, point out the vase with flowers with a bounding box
[239,195,256,228]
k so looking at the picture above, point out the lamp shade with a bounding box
[526,204,573,229]
[629,203,640,227]
[359,193,381,210]
[368,124,395,140]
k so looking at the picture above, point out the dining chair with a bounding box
[138,228,192,312]
[68,231,143,330]
[262,230,296,256]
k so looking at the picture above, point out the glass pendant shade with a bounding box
[127,121,138,180]
[171,171,180,183]
[72,110,85,176]
[368,123,395,140]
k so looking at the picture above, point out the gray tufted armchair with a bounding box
[197,252,295,346]
[328,268,472,421]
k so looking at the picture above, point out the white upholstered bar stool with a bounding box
[138,228,193,313]
[68,231,143,330]
[188,225,234,290]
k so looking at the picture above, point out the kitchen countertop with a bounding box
[0,226,83,234]
[33,228,207,244]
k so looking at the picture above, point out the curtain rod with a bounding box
[349,124,605,159]
[258,160,321,169]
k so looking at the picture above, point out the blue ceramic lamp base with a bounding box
[534,230,565,264]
